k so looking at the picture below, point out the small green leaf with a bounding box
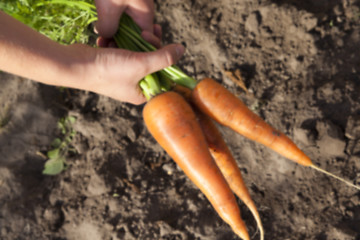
[67,116,76,124]
[51,138,62,148]
[70,130,77,137]
[65,136,72,144]
[47,148,60,159]
[42,157,65,175]
[58,121,66,134]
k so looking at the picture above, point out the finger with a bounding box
[132,86,147,105]
[94,0,126,38]
[139,44,185,75]
[126,1,154,33]
[141,31,161,49]
[96,37,118,48]
[153,24,162,40]
[96,37,110,48]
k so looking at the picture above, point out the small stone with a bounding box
[245,12,261,35]
[301,14,318,31]
[126,128,136,142]
[129,108,138,117]
[162,163,175,175]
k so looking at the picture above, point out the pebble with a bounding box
[162,163,175,175]
[245,12,260,35]
[301,15,318,31]
[126,128,136,142]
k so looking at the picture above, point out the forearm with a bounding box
[0,11,88,89]
[0,9,183,104]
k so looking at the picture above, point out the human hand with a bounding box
[0,8,184,106]
[90,0,184,105]
[94,0,155,38]
[68,43,185,105]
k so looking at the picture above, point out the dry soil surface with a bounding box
[1,1,360,240]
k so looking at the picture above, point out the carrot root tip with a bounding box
[310,164,360,190]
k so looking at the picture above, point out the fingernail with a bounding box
[93,22,99,34]
[175,44,185,57]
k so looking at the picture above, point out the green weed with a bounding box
[43,115,76,175]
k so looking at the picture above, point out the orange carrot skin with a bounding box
[191,78,312,167]
[172,85,264,239]
[174,85,255,208]
[174,85,258,203]
[195,111,265,240]
[174,85,253,201]
[197,111,256,209]
[143,91,250,240]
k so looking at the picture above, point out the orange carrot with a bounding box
[143,91,250,240]
[191,78,311,166]
[174,84,264,239]
[196,112,265,240]
[191,78,360,190]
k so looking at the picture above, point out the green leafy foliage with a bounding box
[43,156,66,175]
[43,116,76,175]
[0,0,97,44]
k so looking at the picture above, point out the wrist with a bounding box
[57,44,96,91]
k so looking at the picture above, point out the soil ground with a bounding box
[1,0,360,239]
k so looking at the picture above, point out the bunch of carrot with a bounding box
[116,15,263,239]
[7,0,358,238]
[115,14,360,240]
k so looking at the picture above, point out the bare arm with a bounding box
[0,11,184,104]
[0,11,85,88]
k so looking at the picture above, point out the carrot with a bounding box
[197,112,265,240]
[191,78,311,166]
[191,78,360,190]
[143,91,250,240]
[174,84,264,240]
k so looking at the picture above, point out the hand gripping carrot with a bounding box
[191,78,360,190]
[143,91,250,240]
[174,84,264,240]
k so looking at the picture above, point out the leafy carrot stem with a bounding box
[115,15,197,91]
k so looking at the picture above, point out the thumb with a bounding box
[140,44,185,75]
[94,0,125,38]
